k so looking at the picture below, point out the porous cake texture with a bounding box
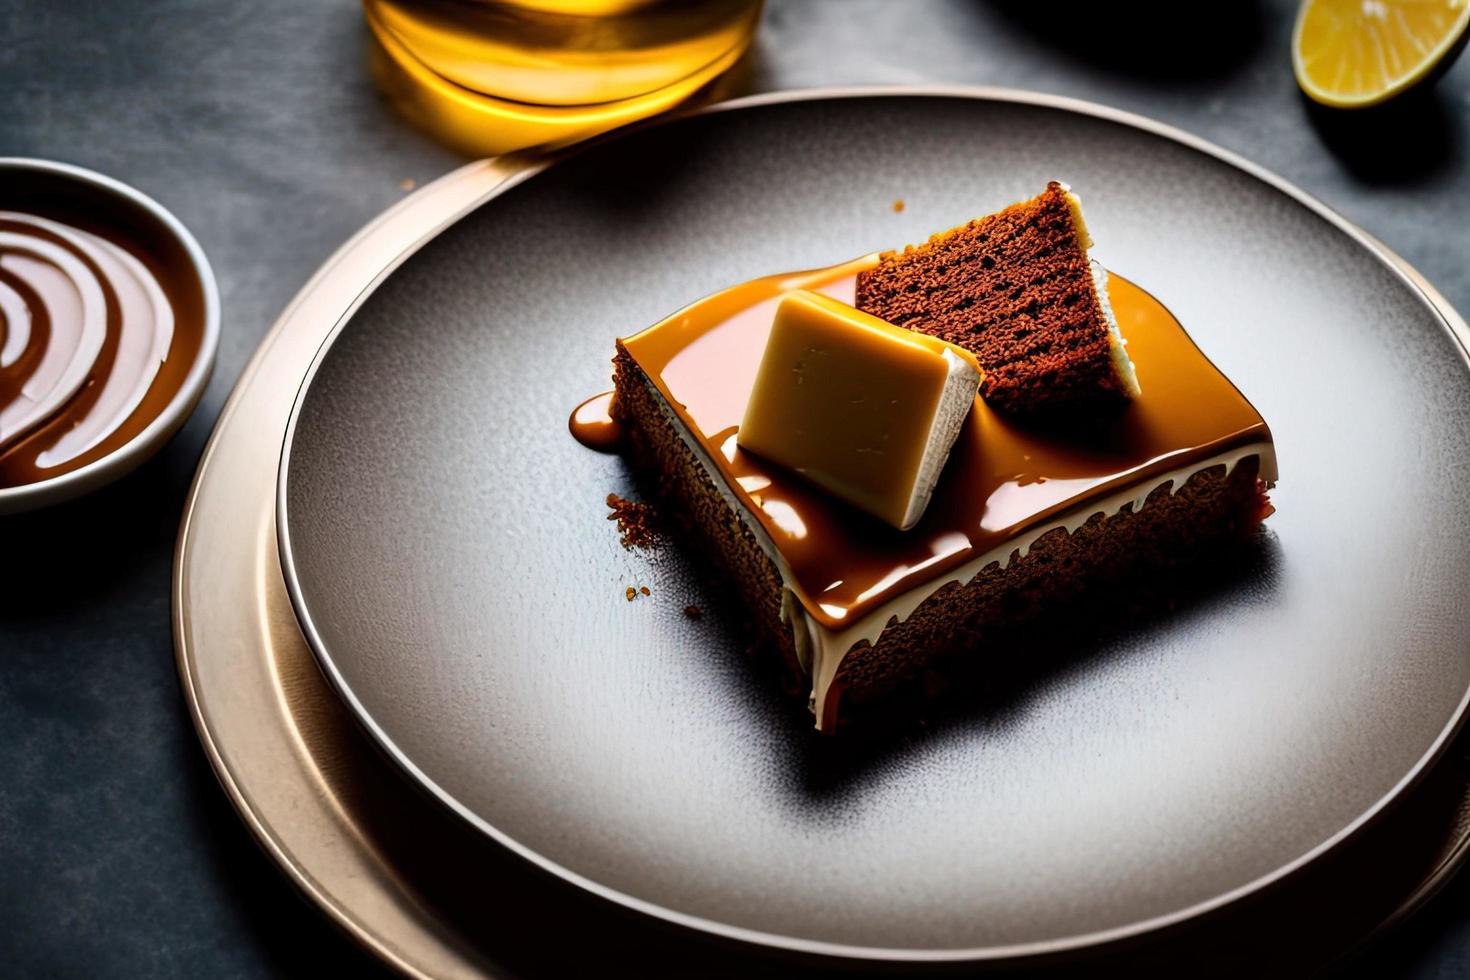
[612,346,1268,731]
[856,181,1139,415]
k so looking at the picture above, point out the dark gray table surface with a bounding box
[1,1,1467,976]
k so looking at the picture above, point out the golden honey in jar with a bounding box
[364,0,763,154]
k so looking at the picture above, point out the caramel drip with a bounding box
[617,255,1271,629]
[568,390,624,453]
[0,209,200,488]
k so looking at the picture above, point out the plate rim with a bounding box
[272,85,1470,964]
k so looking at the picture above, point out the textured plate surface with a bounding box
[278,93,1470,958]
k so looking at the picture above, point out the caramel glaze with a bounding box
[616,254,1273,631]
[0,207,203,489]
[569,390,624,453]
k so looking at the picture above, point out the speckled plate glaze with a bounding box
[277,90,1470,960]
[179,90,1470,976]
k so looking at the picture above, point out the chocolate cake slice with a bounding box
[856,181,1139,414]
[606,206,1275,734]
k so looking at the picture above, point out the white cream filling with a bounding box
[901,348,983,530]
[1062,185,1141,399]
[1092,259,1142,398]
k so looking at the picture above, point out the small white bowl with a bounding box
[0,158,221,514]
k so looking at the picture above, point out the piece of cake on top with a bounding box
[605,182,1276,733]
[856,180,1140,415]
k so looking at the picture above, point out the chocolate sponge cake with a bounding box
[856,181,1139,414]
[608,241,1276,733]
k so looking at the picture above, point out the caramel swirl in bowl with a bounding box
[0,206,201,489]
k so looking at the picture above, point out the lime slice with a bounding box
[1294,0,1470,108]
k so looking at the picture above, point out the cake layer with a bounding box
[613,252,1275,731]
[613,354,1267,730]
[805,451,1267,730]
[855,181,1139,414]
[617,255,1274,632]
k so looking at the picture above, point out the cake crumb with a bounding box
[891,198,905,213]
[683,604,703,620]
[625,586,636,601]
[606,493,660,549]
[400,177,416,191]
